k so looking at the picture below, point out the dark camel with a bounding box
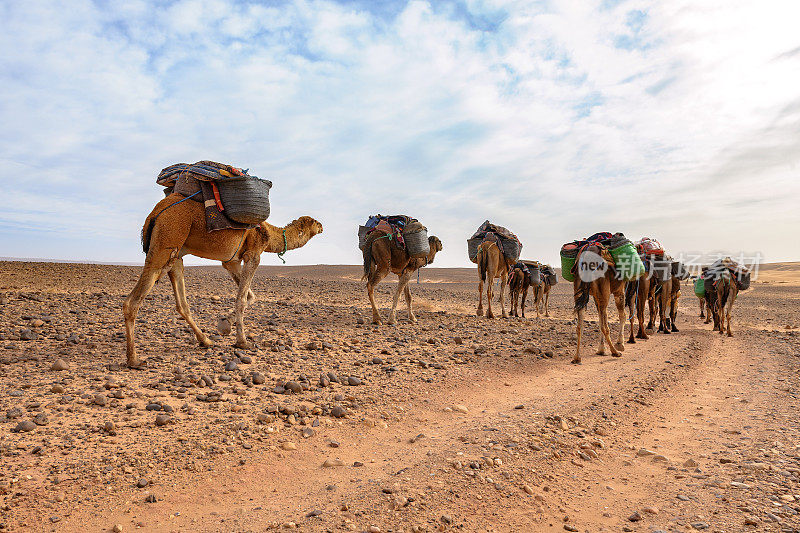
[362,230,442,325]
[124,195,322,367]
[509,266,533,318]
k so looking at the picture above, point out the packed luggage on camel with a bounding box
[560,232,644,363]
[360,215,442,325]
[467,221,522,319]
[123,161,323,368]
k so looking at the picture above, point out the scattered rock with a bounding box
[13,420,36,433]
[50,359,69,371]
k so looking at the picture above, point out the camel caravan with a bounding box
[122,163,752,367]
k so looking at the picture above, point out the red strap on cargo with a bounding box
[211,182,224,211]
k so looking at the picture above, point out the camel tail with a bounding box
[141,216,156,254]
[719,281,729,310]
[574,280,590,313]
[361,234,376,282]
[478,248,488,283]
[625,280,638,308]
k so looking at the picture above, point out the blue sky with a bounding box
[1,0,799,267]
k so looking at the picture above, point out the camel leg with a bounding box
[367,267,389,325]
[614,291,626,352]
[599,284,621,357]
[521,286,528,318]
[168,258,213,348]
[646,291,656,332]
[670,296,679,332]
[223,260,256,306]
[544,290,550,317]
[636,284,649,340]
[699,297,705,319]
[477,277,485,317]
[725,292,736,337]
[573,307,584,364]
[499,270,508,319]
[404,282,417,323]
[388,271,411,325]
[485,275,495,319]
[233,254,260,349]
[123,248,176,368]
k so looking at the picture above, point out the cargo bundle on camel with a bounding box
[359,215,442,325]
[468,221,523,319]
[122,161,323,368]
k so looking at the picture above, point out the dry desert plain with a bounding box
[1,261,800,532]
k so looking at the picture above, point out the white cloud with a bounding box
[0,0,798,268]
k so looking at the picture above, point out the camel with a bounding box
[123,194,323,368]
[706,260,749,336]
[362,230,442,325]
[535,278,553,317]
[476,240,514,318]
[509,265,533,318]
[572,244,626,364]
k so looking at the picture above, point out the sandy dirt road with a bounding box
[1,262,799,532]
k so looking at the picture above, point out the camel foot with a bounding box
[126,358,147,369]
[662,328,671,335]
[477,308,484,317]
[198,336,214,348]
[645,328,654,335]
[615,342,625,352]
[409,316,418,324]
[571,358,581,365]
[611,352,622,358]
[636,331,648,340]
[627,337,635,344]
[727,332,733,337]
[672,325,679,332]
[486,312,495,319]
[372,318,382,325]
[234,340,253,350]
[596,350,606,356]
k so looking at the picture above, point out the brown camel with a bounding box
[662,262,690,332]
[535,278,552,317]
[706,260,749,336]
[123,194,323,367]
[508,266,532,318]
[362,230,442,325]
[476,241,514,318]
[572,245,626,364]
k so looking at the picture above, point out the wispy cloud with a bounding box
[0,0,798,266]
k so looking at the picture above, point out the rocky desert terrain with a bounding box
[1,261,800,532]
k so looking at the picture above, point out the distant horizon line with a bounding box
[2,257,799,269]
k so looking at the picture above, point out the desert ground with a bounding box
[1,260,800,533]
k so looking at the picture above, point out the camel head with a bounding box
[426,236,443,263]
[292,216,324,240]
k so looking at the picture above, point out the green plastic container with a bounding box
[560,244,579,282]
[609,242,645,281]
[694,277,705,297]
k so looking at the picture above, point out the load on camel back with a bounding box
[155,161,273,232]
[358,215,430,257]
[560,232,643,283]
[467,220,522,264]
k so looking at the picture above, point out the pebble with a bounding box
[284,381,303,393]
[6,407,23,419]
[636,448,656,457]
[281,442,297,451]
[136,478,149,488]
[33,412,48,426]
[252,372,266,385]
[50,384,65,394]
[683,458,698,467]
[347,376,362,386]
[628,511,643,522]
[50,359,69,371]
[94,394,107,406]
[323,458,344,468]
[112,525,123,533]
[154,414,171,426]
[225,361,238,372]
[330,405,347,418]
[13,420,36,433]
[453,404,468,414]
[216,317,232,336]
